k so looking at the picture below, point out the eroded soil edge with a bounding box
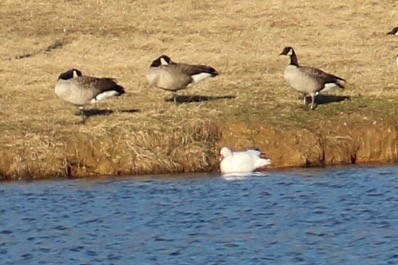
[1,120,397,180]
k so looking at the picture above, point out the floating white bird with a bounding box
[219,147,271,174]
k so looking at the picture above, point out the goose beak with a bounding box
[218,154,224,162]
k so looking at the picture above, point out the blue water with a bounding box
[1,165,398,265]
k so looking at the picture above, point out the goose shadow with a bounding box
[77,108,140,118]
[166,94,236,104]
[315,94,351,105]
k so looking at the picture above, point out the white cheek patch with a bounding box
[189,73,213,86]
[90,90,121,104]
[160,58,169,65]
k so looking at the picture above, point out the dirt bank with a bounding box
[222,121,398,168]
[1,120,397,180]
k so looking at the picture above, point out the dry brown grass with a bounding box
[1,0,398,179]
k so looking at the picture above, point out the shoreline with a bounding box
[1,119,397,181]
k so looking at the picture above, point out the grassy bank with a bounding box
[1,0,398,180]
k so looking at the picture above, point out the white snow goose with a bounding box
[219,147,271,174]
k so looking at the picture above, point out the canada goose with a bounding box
[387,27,398,35]
[55,69,125,122]
[146,55,219,104]
[219,147,271,174]
[279,47,345,110]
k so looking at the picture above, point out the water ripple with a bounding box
[0,166,397,264]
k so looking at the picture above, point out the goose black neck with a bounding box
[290,50,299,66]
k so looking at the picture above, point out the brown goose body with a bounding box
[280,47,345,110]
[55,69,125,122]
[146,55,218,103]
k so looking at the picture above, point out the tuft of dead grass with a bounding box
[1,0,398,179]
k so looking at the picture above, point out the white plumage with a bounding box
[189,72,214,86]
[219,147,271,174]
[89,90,121,104]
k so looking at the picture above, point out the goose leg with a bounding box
[173,92,178,104]
[310,94,317,110]
[303,95,307,105]
[79,106,87,124]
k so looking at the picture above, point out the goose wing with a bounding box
[155,62,218,90]
[77,76,125,95]
[174,63,218,77]
[300,66,345,87]
[244,149,262,157]
[387,26,398,35]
